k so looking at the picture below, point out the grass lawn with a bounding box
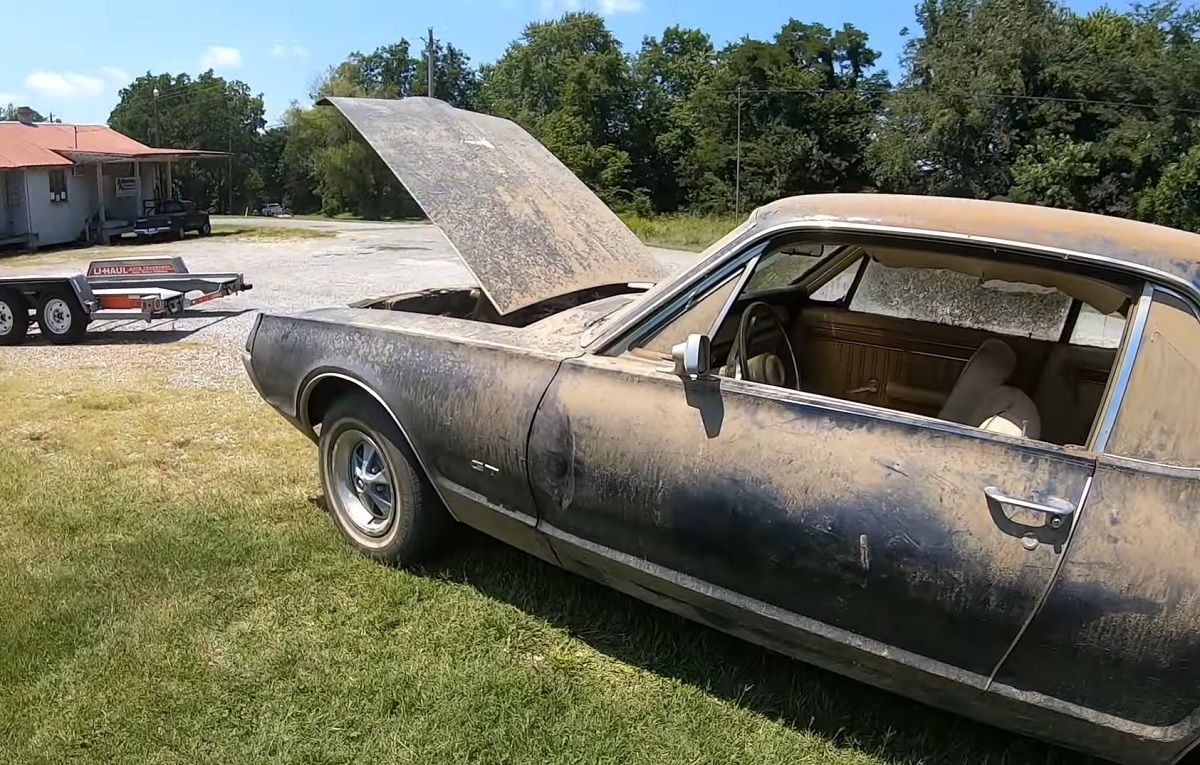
[0,370,1088,765]
[620,214,741,252]
[210,225,336,241]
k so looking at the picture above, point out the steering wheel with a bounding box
[728,301,801,389]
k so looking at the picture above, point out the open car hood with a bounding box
[317,97,666,315]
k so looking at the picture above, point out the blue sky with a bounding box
[0,0,1133,127]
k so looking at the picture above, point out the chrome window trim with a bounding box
[700,371,1093,461]
[1090,283,1154,453]
[589,219,1200,353]
[705,253,761,339]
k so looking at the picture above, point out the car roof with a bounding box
[754,194,1200,295]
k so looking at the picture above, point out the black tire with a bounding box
[175,224,186,240]
[199,220,211,236]
[318,393,452,565]
[0,288,29,346]
[35,290,87,345]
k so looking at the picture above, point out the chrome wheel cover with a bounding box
[330,429,395,537]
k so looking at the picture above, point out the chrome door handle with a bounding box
[983,486,1076,549]
[983,487,1074,520]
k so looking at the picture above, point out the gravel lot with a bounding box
[0,218,695,390]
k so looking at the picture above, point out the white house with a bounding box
[0,107,225,249]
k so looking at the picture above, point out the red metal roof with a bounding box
[0,122,220,169]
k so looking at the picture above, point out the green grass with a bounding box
[621,214,741,252]
[210,225,336,240]
[0,371,1089,765]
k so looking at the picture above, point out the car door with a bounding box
[526,281,1094,688]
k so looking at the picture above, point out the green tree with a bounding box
[682,21,889,213]
[109,72,266,213]
[631,27,715,211]
[481,13,644,209]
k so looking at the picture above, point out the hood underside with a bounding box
[317,96,666,316]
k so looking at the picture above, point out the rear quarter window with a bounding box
[849,261,1072,341]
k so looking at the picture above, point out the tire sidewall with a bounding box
[319,407,419,559]
[36,291,85,344]
[0,290,28,345]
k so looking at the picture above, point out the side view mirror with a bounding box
[672,334,711,379]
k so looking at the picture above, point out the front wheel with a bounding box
[36,290,87,344]
[318,394,452,565]
[199,221,211,236]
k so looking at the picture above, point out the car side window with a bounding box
[1105,291,1200,468]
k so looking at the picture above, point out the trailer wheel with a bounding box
[0,289,29,346]
[35,290,87,345]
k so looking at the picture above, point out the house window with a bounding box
[49,170,68,203]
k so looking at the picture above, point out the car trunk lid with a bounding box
[317,96,666,316]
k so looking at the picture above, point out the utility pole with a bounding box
[735,85,742,218]
[152,87,160,147]
[228,133,234,214]
[426,27,436,99]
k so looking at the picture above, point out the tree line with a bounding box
[105,0,1200,230]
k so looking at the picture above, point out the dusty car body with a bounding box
[244,97,1200,765]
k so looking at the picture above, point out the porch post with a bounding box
[133,160,142,215]
[166,161,173,199]
[23,170,35,250]
[95,163,108,244]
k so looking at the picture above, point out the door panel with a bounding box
[528,352,1094,679]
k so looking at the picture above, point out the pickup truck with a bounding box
[134,199,211,240]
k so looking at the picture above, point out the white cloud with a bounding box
[597,0,642,13]
[270,43,308,60]
[24,71,104,99]
[200,45,242,70]
[100,66,130,84]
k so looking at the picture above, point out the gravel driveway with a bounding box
[0,218,695,390]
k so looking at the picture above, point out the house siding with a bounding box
[25,167,96,246]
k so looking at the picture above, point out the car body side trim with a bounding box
[297,370,464,523]
[1091,283,1154,453]
[539,518,1196,742]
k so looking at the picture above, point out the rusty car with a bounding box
[242,97,1200,765]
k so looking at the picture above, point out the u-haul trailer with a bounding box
[0,256,252,345]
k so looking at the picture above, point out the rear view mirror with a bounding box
[672,334,711,379]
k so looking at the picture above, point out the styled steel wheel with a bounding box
[0,289,27,346]
[330,429,396,537]
[35,290,86,344]
[318,392,453,564]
